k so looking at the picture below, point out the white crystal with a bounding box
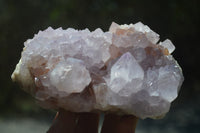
[157,65,182,102]
[11,22,184,119]
[108,52,144,95]
[49,58,91,94]
[109,22,120,33]
[134,22,151,33]
[159,39,175,54]
[134,22,160,44]
[110,22,159,48]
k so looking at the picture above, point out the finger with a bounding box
[75,112,100,133]
[101,114,138,133]
[47,109,78,133]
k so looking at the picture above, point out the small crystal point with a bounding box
[109,52,144,95]
[159,39,175,54]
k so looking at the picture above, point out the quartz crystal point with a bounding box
[11,22,184,119]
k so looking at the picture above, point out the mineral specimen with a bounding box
[11,22,184,119]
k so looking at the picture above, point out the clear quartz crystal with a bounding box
[49,58,91,94]
[159,39,175,54]
[11,22,184,119]
[108,52,144,96]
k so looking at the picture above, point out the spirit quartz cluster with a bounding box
[12,22,184,119]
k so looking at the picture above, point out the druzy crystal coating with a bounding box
[12,22,184,119]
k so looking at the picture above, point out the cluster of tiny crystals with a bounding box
[12,22,184,119]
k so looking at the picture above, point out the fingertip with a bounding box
[47,109,78,133]
[101,114,138,133]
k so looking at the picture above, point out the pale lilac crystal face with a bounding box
[11,22,184,119]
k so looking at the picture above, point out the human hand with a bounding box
[47,109,138,133]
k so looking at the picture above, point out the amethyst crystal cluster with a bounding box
[12,22,184,119]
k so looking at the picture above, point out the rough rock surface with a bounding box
[11,22,184,119]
